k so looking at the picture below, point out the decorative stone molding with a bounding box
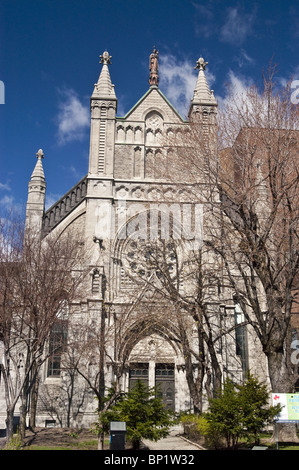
[116,123,144,144]
[113,182,194,202]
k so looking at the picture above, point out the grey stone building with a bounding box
[1,49,268,429]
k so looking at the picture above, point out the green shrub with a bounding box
[180,413,199,439]
[237,372,281,445]
[180,373,282,450]
[206,379,244,449]
[4,433,22,450]
[180,413,222,448]
[98,380,174,450]
[196,414,223,449]
[205,373,282,449]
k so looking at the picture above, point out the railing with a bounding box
[42,175,87,235]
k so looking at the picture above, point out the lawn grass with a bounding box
[25,439,99,450]
[24,439,98,450]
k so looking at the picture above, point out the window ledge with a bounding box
[44,377,61,384]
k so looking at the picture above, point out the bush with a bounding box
[98,380,174,449]
[180,413,222,448]
[206,379,244,449]
[237,372,281,444]
[180,373,282,450]
[205,373,282,449]
[180,413,199,439]
[197,414,223,449]
[4,433,22,450]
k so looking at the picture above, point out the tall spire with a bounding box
[25,149,46,232]
[191,57,217,106]
[149,47,159,87]
[88,51,117,177]
[92,51,116,98]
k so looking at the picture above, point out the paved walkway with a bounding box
[142,425,205,451]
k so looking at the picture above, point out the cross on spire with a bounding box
[100,51,112,65]
[195,57,208,71]
[36,148,44,160]
[189,55,217,115]
[30,149,45,180]
[92,51,116,99]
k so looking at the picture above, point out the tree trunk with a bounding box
[97,430,105,450]
[267,349,299,442]
[275,422,299,443]
[19,401,27,441]
[206,339,222,395]
[132,439,140,450]
[29,376,39,429]
[5,408,14,443]
[267,350,294,393]
[184,360,203,413]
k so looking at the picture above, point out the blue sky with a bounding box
[0,0,298,215]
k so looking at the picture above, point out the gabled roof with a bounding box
[117,86,187,123]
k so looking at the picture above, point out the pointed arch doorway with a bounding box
[155,363,175,411]
[128,334,177,411]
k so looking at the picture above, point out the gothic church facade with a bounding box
[10,50,268,427]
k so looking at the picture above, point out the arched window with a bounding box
[92,268,101,294]
[145,111,163,146]
[234,298,248,375]
[47,300,68,377]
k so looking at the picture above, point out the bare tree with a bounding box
[169,65,299,439]
[117,230,226,413]
[61,270,156,448]
[0,213,86,443]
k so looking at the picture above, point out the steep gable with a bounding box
[121,87,185,124]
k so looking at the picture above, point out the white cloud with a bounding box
[220,7,255,44]
[278,64,299,88]
[234,49,255,68]
[0,195,22,214]
[56,89,90,145]
[217,70,253,108]
[0,182,11,191]
[192,1,215,38]
[216,70,255,146]
[0,195,14,207]
[159,54,215,119]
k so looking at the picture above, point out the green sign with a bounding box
[272,393,299,421]
[287,394,299,420]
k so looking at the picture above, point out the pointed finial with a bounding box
[190,55,217,110]
[195,57,208,71]
[36,149,44,159]
[100,51,112,65]
[92,51,116,99]
[31,149,45,180]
